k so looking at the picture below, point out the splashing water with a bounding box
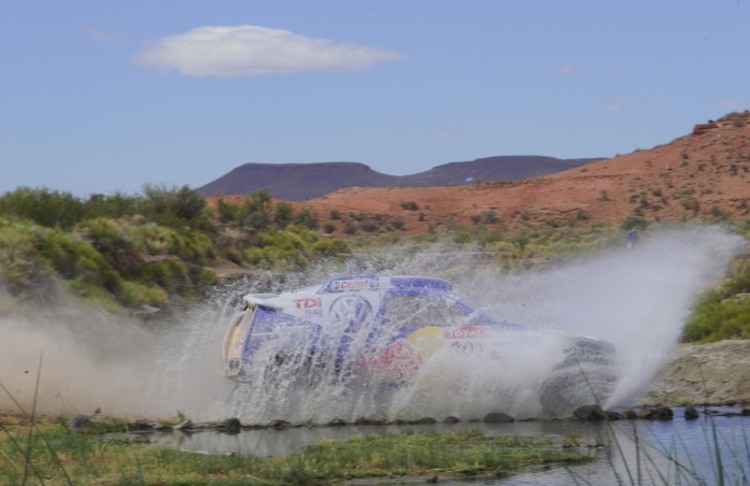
[0,225,744,423]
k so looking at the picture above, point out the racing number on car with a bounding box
[450,340,484,355]
[329,295,373,332]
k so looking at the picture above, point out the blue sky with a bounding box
[1,1,748,196]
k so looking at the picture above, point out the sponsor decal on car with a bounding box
[329,294,373,331]
[443,326,487,340]
[293,297,322,309]
[330,278,378,292]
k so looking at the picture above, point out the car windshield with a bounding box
[382,290,477,328]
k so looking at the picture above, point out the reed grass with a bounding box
[0,423,592,485]
[565,412,750,486]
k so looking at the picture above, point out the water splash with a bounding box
[0,225,744,422]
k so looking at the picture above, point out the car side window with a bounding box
[382,291,474,328]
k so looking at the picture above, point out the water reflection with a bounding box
[140,408,750,485]
[143,420,579,458]
[501,411,750,485]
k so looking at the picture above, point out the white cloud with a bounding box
[604,101,621,112]
[131,25,405,77]
[556,64,580,75]
[86,27,121,42]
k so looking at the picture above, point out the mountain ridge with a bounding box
[198,156,602,201]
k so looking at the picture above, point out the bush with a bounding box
[294,208,318,230]
[216,196,241,224]
[0,187,85,230]
[274,202,294,228]
[119,280,169,308]
[482,210,498,224]
[311,238,350,257]
[241,190,274,230]
[400,201,419,211]
[683,292,750,342]
[359,218,381,232]
[142,183,207,225]
[620,217,648,231]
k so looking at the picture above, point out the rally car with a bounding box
[221,274,618,417]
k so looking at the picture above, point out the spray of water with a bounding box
[0,225,744,422]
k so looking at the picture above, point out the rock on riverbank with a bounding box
[639,340,750,406]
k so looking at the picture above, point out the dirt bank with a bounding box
[639,340,750,406]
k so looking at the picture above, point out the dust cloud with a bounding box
[0,225,744,421]
[0,301,160,416]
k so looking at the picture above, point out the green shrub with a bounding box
[311,238,351,257]
[620,216,648,231]
[274,202,294,228]
[142,183,207,224]
[216,196,241,224]
[0,187,85,229]
[294,208,318,230]
[241,190,274,229]
[360,218,381,232]
[482,210,498,224]
[683,291,750,342]
[119,280,169,308]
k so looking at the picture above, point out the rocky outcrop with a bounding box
[639,340,750,406]
[693,122,719,135]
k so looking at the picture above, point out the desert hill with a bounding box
[198,156,599,201]
[289,111,750,234]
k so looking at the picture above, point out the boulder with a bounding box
[622,408,638,420]
[606,411,624,421]
[443,416,461,424]
[572,405,607,422]
[637,408,654,419]
[218,417,242,433]
[68,415,93,429]
[268,419,290,430]
[414,417,437,425]
[653,406,674,420]
[483,412,514,423]
[684,406,699,420]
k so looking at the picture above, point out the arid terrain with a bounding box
[277,111,749,234]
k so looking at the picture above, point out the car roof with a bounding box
[241,274,453,309]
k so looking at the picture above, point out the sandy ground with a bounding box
[273,112,750,234]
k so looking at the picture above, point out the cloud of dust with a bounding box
[0,303,159,416]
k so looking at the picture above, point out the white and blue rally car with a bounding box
[221,274,618,416]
